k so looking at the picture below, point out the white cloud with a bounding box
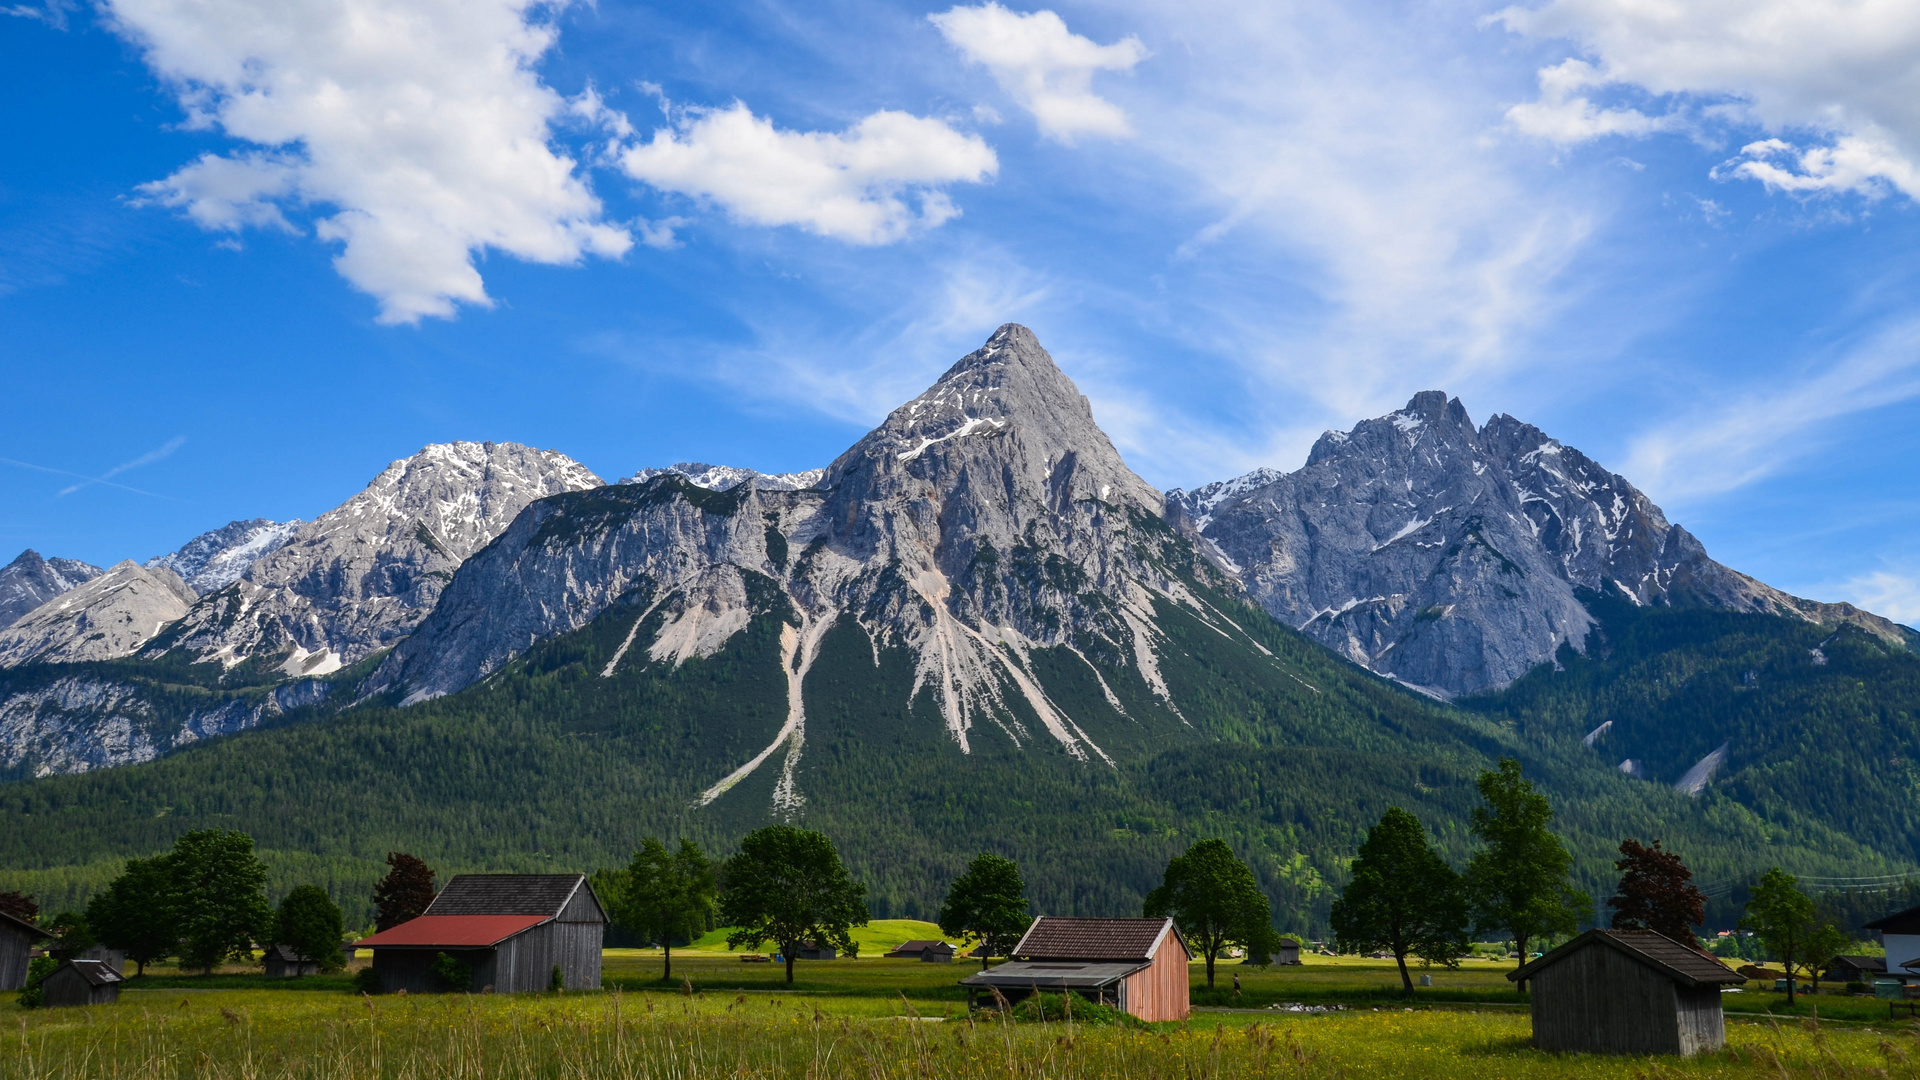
[1503,59,1681,144]
[109,0,632,324]
[1837,570,1920,627]
[1621,319,1920,503]
[1496,0,1920,199]
[929,3,1146,143]
[3,0,76,30]
[616,103,997,245]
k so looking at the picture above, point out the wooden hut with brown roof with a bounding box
[1508,930,1746,1056]
[356,873,605,994]
[0,910,47,991]
[960,916,1190,1022]
[43,959,123,1008]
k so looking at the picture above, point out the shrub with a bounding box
[550,964,565,992]
[355,966,384,994]
[17,955,57,1009]
[1011,992,1135,1027]
[430,952,472,992]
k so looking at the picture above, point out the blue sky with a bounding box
[4,0,1920,623]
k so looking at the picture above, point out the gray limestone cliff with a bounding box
[148,519,303,595]
[0,550,103,628]
[0,561,197,666]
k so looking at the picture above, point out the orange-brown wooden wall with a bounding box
[1122,936,1191,1022]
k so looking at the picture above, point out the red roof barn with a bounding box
[357,874,605,993]
[961,916,1190,1022]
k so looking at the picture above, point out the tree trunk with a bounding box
[1514,933,1530,995]
[785,945,795,985]
[1394,949,1413,996]
[1785,953,1796,1006]
[1205,946,1216,988]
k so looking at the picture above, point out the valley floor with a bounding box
[13,950,1918,1079]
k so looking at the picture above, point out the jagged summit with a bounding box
[0,561,195,666]
[621,463,826,492]
[147,518,303,595]
[0,550,103,629]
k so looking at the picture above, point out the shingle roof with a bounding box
[424,874,587,917]
[960,960,1149,989]
[1509,929,1746,987]
[60,959,124,987]
[1013,917,1179,962]
[0,910,46,940]
[1865,904,1920,935]
[264,944,314,963]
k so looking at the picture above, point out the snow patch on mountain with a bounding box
[621,463,826,492]
[148,519,303,595]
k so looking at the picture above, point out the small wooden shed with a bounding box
[1509,929,1745,1056]
[960,916,1190,1022]
[43,959,123,1007]
[0,910,47,991]
[263,944,321,977]
[795,941,836,961]
[888,939,956,962]
[356,874,605,993]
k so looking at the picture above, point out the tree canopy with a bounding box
[277,884,346,973]
[719,826,868,985]
[1740,867,1822,1005]
[1608,839,1705,943]
[169,829,274,973]
[1329,807,1469,995]
[1463,758,1590,979]
[372,852,437,931]
[1142,838,1278,988]
[612,837,717,981]
[86,855,177,974]
[937,853,1032,970]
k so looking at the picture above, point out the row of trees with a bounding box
[1327,757,1866,1004]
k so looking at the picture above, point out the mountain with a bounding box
[620,463,827,492]
[0,551,103,628]
[0,561,196,667]
[147,519,303,595]
[370,324,1249,803]
[149,441,601,677]
[1170,391,1914,699]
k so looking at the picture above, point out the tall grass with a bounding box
[0,990,1916,1079]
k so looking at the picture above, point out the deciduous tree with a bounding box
[0,892,37,924]
[720,826,868,985]
[1464,758,1590,983]
[613,837,717,982]
[168,829,274,974]
[42,911,94,960]
[277,885,346,973]
[372,852,437,931]
[1741,868,1820,1005]
[1608,839,1706,943]
[87,856,176,974]
[1330,808,1470,996]
[1143,838,1279,989]
[937,853,1032,970]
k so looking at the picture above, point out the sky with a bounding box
[3,0,1920,623]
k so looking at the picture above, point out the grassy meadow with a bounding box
[11,944,1920,1079]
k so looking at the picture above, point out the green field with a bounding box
[23,951,1917,1078]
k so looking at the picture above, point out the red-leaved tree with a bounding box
[0,891,38,924]
[372,853,437,930]
[1608,839,1706,943]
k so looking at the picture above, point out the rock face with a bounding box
[0,551,103,628]
[621,463,827,492]
[373,325,1251,811]
[0,561,197,666]
[148,519,303,595]
[1170,391,1911,698]
[153,442,602,675]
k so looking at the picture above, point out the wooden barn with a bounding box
[888,940,956,962]
[356,874,605,994]
[263,944,321,977]
[0,910,45,991]
[960,916,1190,1022]
[794,941,836,961]
[1508,929,1746,1056]
[43,959,123,1007]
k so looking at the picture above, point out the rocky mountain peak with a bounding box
[622,463,826,492]
[0,550,104,629]
[148,519,303,596]
[0,560,196,667]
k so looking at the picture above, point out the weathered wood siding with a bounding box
[1529,941,1724,1056]
[43,967,117,1008]
[1120,935,1190,1022]
[0,923,31,991]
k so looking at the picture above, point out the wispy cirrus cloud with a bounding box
[0,435,186,500]
[929,3,1148,143]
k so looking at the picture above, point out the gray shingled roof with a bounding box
[1509,929,1746,987]
[425,874,586,917]
[1865,904,1920,935]
[960,960,1148,989]
[1013,917,1176,961]
[61,959,124,987]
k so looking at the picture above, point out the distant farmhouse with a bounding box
[0,910,46,990]
[1866,904,1920,984]
[888,940,956,962]
[1509,929,1746,1056]
[44,959,123,1008]
[357,873,605,993]
[263,944,321,978]
[961,916,1190,1022]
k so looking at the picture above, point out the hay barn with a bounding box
[960,916,1190,1022]
[357,873,605,993]
[1509,929,1745,1056]
[43,959,122,1007]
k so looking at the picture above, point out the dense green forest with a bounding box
[0,575,1915,937]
